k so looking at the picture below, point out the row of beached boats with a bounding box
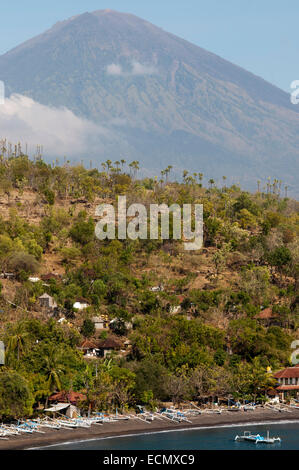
[0,414,129,439]
[0,408,195,440]
[0,417,283,447]
[1,402,297,440]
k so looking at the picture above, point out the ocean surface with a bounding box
[40,421,299,450]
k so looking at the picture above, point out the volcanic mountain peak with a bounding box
[0,10,298,195]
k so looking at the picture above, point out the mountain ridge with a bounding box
[0,10,298,194]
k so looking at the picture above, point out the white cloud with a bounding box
[0,94,112,157]
[131,61,157,76]
[106,64,123,76]
[106,61,157,77]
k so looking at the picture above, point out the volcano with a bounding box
[0,10,298,193]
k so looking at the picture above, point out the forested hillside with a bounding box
[0,151,298,419]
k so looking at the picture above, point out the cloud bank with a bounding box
[0,94,112,157]
[106,61,157,77]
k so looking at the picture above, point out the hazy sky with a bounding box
[1,0,298,92]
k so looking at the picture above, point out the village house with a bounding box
[49,390,86,405]
[47,391,86,417]
[168,295,185,315]
[73,298,90,310]
[38,293,58,311]
[97,337,122,358]
[0,272,15,280]
[28,276,41,283]
[79,339,101,359]
[92,315,109,331]
[44,402,79,419]
[150,285,164,292]
[254,307,281,327]
[273,365,299,401]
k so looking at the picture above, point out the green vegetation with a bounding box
[0,154,298,419]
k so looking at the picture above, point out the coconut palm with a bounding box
[7,322,29,362]
[43,346,64,393]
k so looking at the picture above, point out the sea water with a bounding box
[39,421,299,450]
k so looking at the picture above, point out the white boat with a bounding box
[160,408,192,423]
[0,425,19,436]
[40,422,61,429]
[202,408,222,414]
[55,419,78,428]
[13,425,34,434]
[183,409,201,416]
[243,405,256,411]
[74,419,91,428]
[20,420,45,433]
[34,417,63,429]
[235,430,281,444]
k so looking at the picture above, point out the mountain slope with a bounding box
[0,10,298,193]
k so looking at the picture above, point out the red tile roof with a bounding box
[276,385,299,391]
[80,339,98,349]
[254,308,277,320]
[49,391,86,404]
[274,366,299,379]
[98,338,122,349]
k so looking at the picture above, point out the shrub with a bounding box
[0,371,34,420]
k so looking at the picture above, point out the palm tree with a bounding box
[285,186,289,198]
[182,170,189,184]
[105,160,112,177]
[7,322,28,362]
[209,178,215,189]
[129,161,140,179]
[43,346,64,395]
[165,165,173,183]
[257,180,261,193]
[197,173,203,187]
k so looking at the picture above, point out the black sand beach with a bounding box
[1,408,299,450]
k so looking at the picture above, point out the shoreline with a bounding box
[1,408,299,450]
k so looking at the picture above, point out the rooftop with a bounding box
[276,385,299,391]
[274,365,299,379]
[39,293,53,299]
[49,391,86,404]
[80,339,99,349]
[98,338,122,349]
[254,307,277,320]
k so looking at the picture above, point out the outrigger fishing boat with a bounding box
[159,408,192,423]
[235,430,281,444]
[135,406,155,422]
